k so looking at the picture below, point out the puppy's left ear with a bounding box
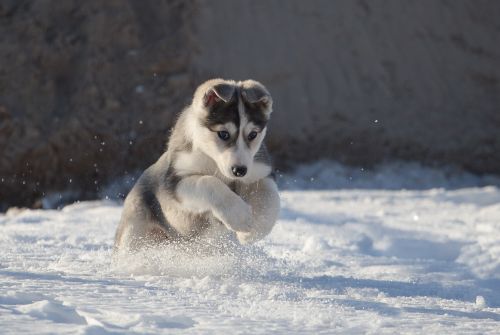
[241,80,273,113]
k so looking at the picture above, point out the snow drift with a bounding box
[1,162,500,334]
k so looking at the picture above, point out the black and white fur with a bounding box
[114,79,280,251]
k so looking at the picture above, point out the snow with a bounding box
[1,161,500,334]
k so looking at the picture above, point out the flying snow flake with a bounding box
[135,85,145,94]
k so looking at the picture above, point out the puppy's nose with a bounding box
[231,165,247,177]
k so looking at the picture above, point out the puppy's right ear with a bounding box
[203,83,235,107]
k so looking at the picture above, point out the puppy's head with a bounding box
[191,78,273,182]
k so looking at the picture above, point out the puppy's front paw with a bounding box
[215,199,253,233]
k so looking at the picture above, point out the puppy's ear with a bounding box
[241,81,273,112]
[203,83,235,107]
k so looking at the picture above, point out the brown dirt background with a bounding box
[1,0,499,209]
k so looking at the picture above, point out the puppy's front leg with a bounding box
[235,177,280,244]
[176,175,252,233]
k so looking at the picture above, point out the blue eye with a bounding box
[248,131,258,141]
[217,131,230,141]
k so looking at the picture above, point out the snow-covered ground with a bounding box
[1,162,500,334]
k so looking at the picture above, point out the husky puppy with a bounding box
[114,79,280,251]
